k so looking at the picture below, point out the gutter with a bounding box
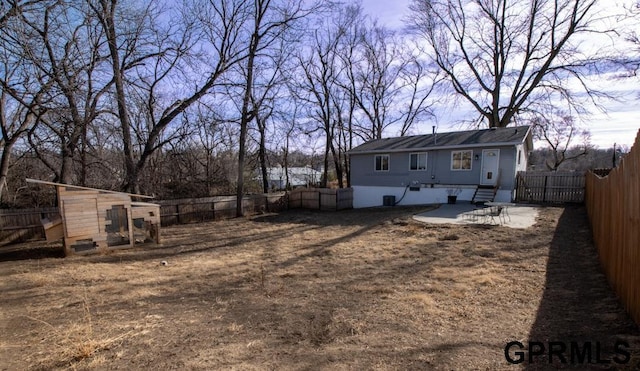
[347,140,526,156]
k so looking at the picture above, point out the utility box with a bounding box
[383,195,396,206]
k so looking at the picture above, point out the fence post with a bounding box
[542,175,548,203]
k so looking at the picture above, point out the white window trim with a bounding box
[451,150,473,171]
[374,154,390,172]
[409,152,428,171]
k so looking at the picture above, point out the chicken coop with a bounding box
[26,179,161,256]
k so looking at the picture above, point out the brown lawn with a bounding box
[0,205,639,370]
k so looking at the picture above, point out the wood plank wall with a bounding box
[516,171,585,203]
[585,129,640,324]
[290,188,353,211]
[1,189,354,245]
[0,207,60,244]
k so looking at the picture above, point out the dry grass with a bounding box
[1,205,639,370]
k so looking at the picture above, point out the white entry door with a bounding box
[480,149,500,186]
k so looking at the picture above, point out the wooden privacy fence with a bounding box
[515,171,585,203]
[1,188,354,246]
[0,194,288,244]
[585,129,640,325]
[288,188,353,211]
[158,193,288,225]
[0,207,60,245]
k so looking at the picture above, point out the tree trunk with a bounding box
[0,146,12,203]
[283,139,289,189]
[330,142,343,188]
[321,136,330,188]
[59,138,75,184]
[99,0,136,193]
[257,116,269,193]
[236,35,257,217]
[79,122,88,186]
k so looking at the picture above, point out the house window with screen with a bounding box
[451,150,472,170]
[375,154,389,171]
[410,153,427,171]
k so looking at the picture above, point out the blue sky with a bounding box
[359,0,640,149]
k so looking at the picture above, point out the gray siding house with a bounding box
[348,126,533,208]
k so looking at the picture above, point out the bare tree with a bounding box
[0,1,54,200]
[294,5,442,189]
[345,23,440,140]
[2,1,113,187]
[623,1,640,74]
[88,0,257,194]
[295,4,360,188]
[409,0,619,128]
[190,104,231,196]
[233,0,315,216]
[532,114,591,170]
[272,93,306,190]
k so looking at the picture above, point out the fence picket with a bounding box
[516,171,585,203]
[585,129,640,325]
[1,189,354,247]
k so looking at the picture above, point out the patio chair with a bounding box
[465,205,505,225]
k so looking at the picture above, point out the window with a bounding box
[451,150,472,170]
[410,153,427,171]
[375,154,389,171]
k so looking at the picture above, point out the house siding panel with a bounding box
[351,146,518,189]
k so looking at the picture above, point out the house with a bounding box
[348,125,533,208]
[26,179,161,256]
[264,165,322,190]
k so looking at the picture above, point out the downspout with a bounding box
[431,126,437,182]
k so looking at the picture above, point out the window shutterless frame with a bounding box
[451,150,472,171]
[374,154,390,171]
[409,153,427,171]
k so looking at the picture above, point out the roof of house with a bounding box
[349,126,532,154]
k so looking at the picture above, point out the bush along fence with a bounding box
[585,129,640,325]
[0,188,354,246]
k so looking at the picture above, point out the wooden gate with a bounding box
[515,171,585,203]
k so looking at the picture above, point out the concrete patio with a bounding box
[412,203,540,229]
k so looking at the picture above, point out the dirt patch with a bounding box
[0,205,638,370]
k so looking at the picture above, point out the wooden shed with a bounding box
[26,179,161,256]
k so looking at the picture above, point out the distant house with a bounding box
[264,165,322,190]
[348,126,533,208]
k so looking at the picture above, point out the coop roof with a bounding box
[25,179,155,199]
